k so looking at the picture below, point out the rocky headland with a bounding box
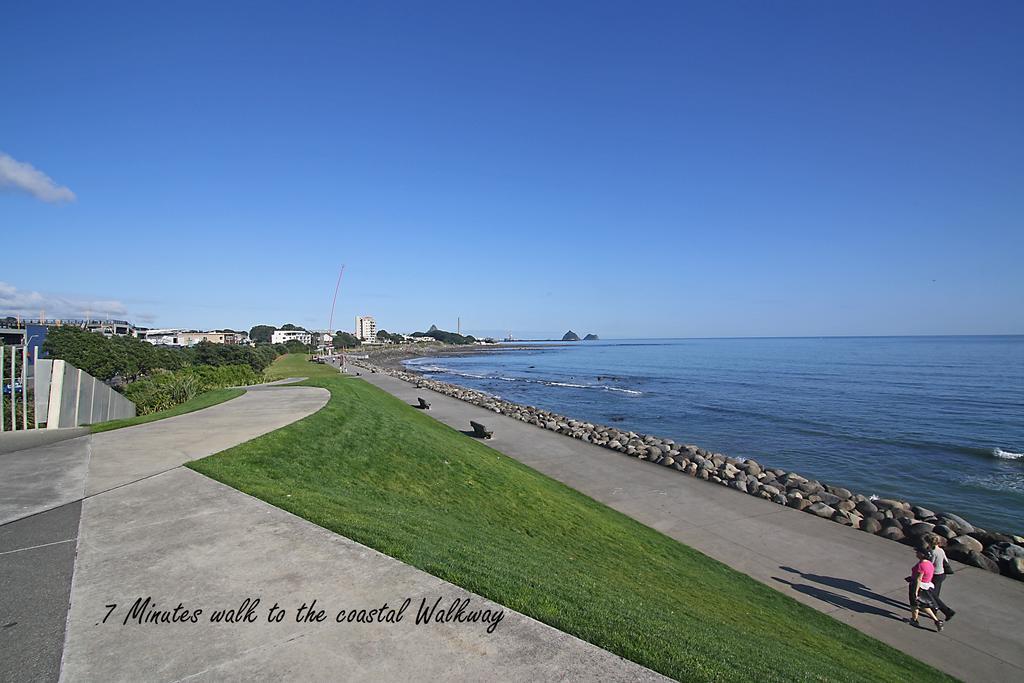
[353,356,1024,582]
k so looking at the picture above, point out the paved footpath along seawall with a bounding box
[361,372,1024,683]
[1,380,667,683]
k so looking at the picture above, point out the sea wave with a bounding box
[993,447,1024,460]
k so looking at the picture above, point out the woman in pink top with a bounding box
[908,547,944,631]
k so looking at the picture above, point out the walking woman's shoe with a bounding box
[944,610,956,623]
[907,618,921,627]
[936,620,945,632]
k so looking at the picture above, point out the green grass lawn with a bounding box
[263,353,339,381]
[90,388,244,433]
[189,355,952,682]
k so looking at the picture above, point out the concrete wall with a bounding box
[37,359,135,428]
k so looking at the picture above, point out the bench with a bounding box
[417,397,431,410]
[470,421,493,439]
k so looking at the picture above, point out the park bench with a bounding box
[470,421,493,439]
[417,397,431,410]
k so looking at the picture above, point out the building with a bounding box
[137,328,185,346]
[138,329,241,347]
[271,329,312,345]
[311,331,334,349]
[179,330,240,346]
[355,316,376,341]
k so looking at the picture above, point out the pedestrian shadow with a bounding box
[780,565,907,610]
[773,577,904,621]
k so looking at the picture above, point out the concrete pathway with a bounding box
[1,381,666,682]
[362,372,1024,683]
[62,468,664,682]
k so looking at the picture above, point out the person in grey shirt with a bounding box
[926,534,956,622]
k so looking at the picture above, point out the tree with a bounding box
[410,327,475,345]
[280,323,304,331]
[332,331,360,348]
[375,329,403,344]
[249,325,275,344]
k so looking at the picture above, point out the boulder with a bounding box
[807,503,836,519]
[874,498,906,510]
[788,498,811,511]
[906,522,936,539]
[831,511,856,526]
[983,542,1024,573]
[836,500,857,512]
[941,513,975,534]
[964,551,1001,573]
[660,456,675,467]
[798,481,824,495]
[931,524,957,540]
[742,460,762,476]
[817,492,842,507]
[855,500,878,516]
[729,480,748,494]
[828,486,853,500]
[879,526,905,542]
[1006,557,1024,581]
[911,506,937,520]
[760,485,781,497]
[861,518,882,534]
[948,535,983,554]
[970,530,1016,547]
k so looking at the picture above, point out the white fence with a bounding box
[1,346,135,431]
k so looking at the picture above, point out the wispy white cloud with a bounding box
[0,282,128,320]
[0,151,76,203]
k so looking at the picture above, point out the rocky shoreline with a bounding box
[353,353,1024,582]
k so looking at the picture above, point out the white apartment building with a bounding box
[271,329,312,345]
[355,316,376,341]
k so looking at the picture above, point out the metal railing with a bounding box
[1,347,136,431]
[0,344,32,431]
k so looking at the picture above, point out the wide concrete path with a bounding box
[63,467,664,682]
[363,372,1024,683]
[2,380,665,682]
[1,383,329,683]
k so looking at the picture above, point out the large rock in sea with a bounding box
[583,333,599,341]
[562,330,581,341]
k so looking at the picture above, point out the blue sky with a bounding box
[2,1,1021,338]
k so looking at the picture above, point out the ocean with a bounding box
[404,336,1024,535]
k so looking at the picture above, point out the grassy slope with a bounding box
[90,388,245,433]
[263,353,337,381]
[189,355,951,682]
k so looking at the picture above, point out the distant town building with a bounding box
[272,329,312,345]
[137,329,243,347]
[355,316,376,341]
[137,328,185,346]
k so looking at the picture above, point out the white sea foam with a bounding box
[602,386,643,395]
[992,447,1024,460]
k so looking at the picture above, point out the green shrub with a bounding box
[125,364,262,415]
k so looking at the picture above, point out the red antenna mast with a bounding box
[328,264,345,333]
[328,265,346,366]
